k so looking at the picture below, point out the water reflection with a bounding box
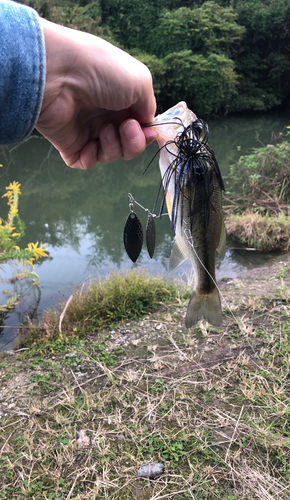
[0,110,289,349]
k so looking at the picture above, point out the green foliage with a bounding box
[21,0,116,42]
[226,139,290,205]
[20,0,290,115]
[91,342,123,365]
[100,0,165,52]
[225,138,290,250]
[131,51,166,101]
[162,51,238,115]
[228,0,290,111]
[22,270,180,350]
[152,2,245,58]
[101,0,243,114]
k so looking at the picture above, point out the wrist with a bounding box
[39,18,76,114]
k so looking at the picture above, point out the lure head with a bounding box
[175,120,211,187]
[154,102,197,145]
[151,102,224,232]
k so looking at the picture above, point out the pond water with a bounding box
[0,110,289,350]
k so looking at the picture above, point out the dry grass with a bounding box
[1,265,290,499]
[225,210,290,251]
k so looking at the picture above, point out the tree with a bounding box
[229,0,290,111]
[162,51,239,116]
[152,2,245,58]
[134,2,243,115]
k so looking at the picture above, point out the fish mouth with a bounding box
[141,120,181,128]
[141,101,196,129]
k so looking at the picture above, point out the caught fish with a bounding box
[151,101,226,327]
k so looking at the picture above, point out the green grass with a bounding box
[22,269,181,352]
[66,269,179,328]
[1,266,290,498]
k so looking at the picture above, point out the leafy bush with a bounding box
[225,140,290,209]
[224,138,290,251]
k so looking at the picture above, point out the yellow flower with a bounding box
[26,258,35,268]
[9,205,18,217]
[6,181,21,194]
[27,241,48,260]
[13,245,20,251]
[2,192,13,203]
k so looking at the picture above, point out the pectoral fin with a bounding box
[216,221,226,259]
[169,239,187,272]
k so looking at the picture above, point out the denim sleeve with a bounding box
[0,1,46,144]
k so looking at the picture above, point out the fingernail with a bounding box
[123,120,140,141]
[104,123,118,144]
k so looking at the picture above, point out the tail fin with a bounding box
[185,287,222,328]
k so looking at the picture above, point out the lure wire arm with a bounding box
[127,193,169,218]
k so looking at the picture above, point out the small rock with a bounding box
[131,339,142,346]
[76,429,90,449]
[138,463,164,479]
[156,324,163,330]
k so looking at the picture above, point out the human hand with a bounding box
[36,19,157,169]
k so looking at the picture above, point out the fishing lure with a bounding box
[123,194,157,262]
[144,118,225,231]
[123,200,143,263]
[123,114,224,263]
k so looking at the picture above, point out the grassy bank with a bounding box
[1,263,290,499]
[224,139,290,251]
[22,270,182,351]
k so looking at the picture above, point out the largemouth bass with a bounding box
[153,101,226,327]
